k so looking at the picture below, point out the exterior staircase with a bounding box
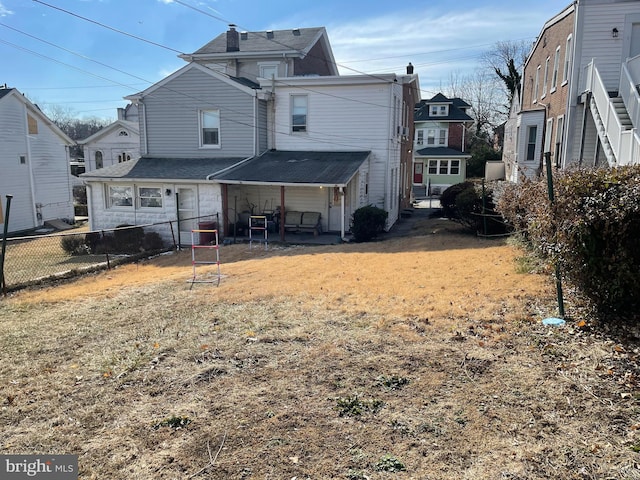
[584,59,640,166]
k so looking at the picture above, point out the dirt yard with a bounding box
[1,216,640,479]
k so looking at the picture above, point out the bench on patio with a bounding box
[283,211,322,236]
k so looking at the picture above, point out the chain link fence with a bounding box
[1,214,220,293]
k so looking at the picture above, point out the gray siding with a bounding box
[143,67,256,158]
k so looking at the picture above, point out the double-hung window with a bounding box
[138,186,163,208]
[291,95,307,132]
[534,65,541,103]
[526,126,537,161]
[563,35,572,84]
[416,130,424,145]
[543,57,550,97]
[427,128,447,146]
[200,109,220,147]
[551,46,560,92]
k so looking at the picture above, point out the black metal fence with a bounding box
[0,214,220,293]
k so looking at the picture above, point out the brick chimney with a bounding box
[406,62,414,74]
[226,24,239,52]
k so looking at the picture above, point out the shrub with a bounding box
[60,234,88,255]
[142,231,165,251]
[113,224,144,253]
[440,181,506,234]
[496,166,640,314]
[85,232,102,253]
[350,205,388,242]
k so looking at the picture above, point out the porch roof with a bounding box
[213,150,370,187]
[80,156,246,182]
[415,147,471,158]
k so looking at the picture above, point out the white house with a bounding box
[503,0,640,181]
[78,103,140,172]
[81,26,420,243]
[0,86,75,234]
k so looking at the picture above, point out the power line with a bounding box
[32,0,184,54]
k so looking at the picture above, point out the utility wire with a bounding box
[32,0,184,54]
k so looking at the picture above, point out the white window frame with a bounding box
[542,57,550,98]
[258,62,279,79]
[199,109,220,148]
[95,150,103,169]
[544,118,554,154]
[426,159,459,175]
[563,34,572,85]
[291,94,308,133]
[416,129,425,145]
[137,186,163,209]
[555,115,564,167]
[526,125,537,161]
[551,46,560,92]
[426,128,448,146]
[107,184,133,209]
[430,105,449,117]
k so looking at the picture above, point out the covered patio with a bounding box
[213,150,370,242]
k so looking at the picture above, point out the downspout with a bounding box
[253,91,258,156]
[23,110,39,227]
[140,101,149,155]
[86,183,94,231]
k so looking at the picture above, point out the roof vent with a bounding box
[240,31,248,40]
[292,28,300,36]
[266,30,274,39]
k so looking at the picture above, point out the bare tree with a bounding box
[446,69,505,142]
[481,39,532,104]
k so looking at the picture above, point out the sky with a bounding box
[0,0,566,121]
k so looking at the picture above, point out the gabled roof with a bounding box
[415,147,471,158]
[185,27,326,57]
[125,62,260,102]
[179,26,339,76]
[81,157,246,182]
[77,120,139,145]
[0,87,74,145]
[214,150,370,187]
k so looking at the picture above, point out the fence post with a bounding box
[175,192,181,250]
[544,152,565,318]
[1,195,13,295]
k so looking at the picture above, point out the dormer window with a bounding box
[430,105,448,117]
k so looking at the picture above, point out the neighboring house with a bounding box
[77,103,140,172]
[412,93,473,196]
[0,86,75,234]
[503,0,640,182]
[81,25,420,243]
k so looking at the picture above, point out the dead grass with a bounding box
[1,218,640,479]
